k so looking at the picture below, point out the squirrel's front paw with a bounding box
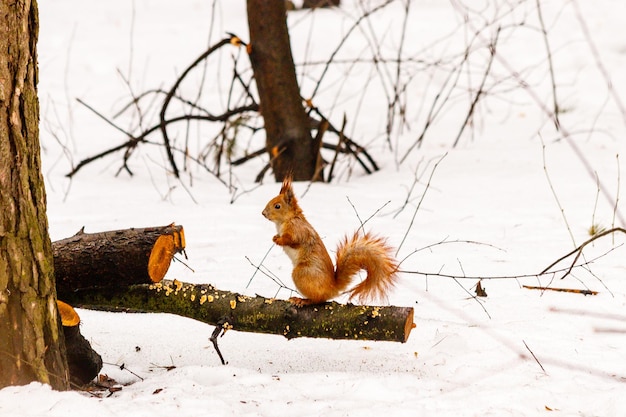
[272,234,281,244]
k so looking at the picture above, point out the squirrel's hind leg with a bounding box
[288,296,324,307]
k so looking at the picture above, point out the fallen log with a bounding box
[52,225,413,347]
[61,279,415,343]
[54,224,185,298]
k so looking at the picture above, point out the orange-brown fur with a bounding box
[262,176,398,306]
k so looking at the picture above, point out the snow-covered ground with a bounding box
[1,1,625,416]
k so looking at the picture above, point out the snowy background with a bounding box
[1,0,626,415]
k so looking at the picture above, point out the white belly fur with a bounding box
[276,224,299,265]
[282,245,299,265]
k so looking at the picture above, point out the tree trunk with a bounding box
[53,224,186,298]
[247,0,319,181]
[60,279,415,344]
[302,0,341,8]
[0,0,70,390]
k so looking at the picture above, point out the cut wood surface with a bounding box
[54,224,185,298]
[62,279,415,343]
[57,300,80,327]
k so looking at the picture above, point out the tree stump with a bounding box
[57,301,103,387]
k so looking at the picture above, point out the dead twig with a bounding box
[209,318,232,365]
[307,0,395,101]
[523,285,598,296]
[452,27,500,147]
[159,36,235,178]
[535,0,561,131]
[541,136,576,246]
[67,103,258,178]
[523,340,547,375]
[539,227,626,279]
[326,113,347,182]
[395,153,447,256]
[400,240,621,282]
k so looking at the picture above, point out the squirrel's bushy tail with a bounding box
[335,232,398,303]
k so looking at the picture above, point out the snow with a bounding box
[2,0,626,416]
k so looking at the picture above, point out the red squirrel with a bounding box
[262,175,398,306]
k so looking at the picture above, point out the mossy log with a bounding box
[61,279,415,343]
[54,224,185,298]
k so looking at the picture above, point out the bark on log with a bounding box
[61,279,415,343]
[54,224,185,298]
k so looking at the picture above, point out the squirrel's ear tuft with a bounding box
[279,174,295,204]
[279,174,293,195]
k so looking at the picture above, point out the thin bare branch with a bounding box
[523,340,547,375]
[396,153,447,256]
[159,36,234,178]
[539,227,626,279]
[452,27,500,147]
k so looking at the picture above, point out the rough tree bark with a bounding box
[247,0,320,181]
[0,0,70,389]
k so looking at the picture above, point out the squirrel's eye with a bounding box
[274,203,281,210]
